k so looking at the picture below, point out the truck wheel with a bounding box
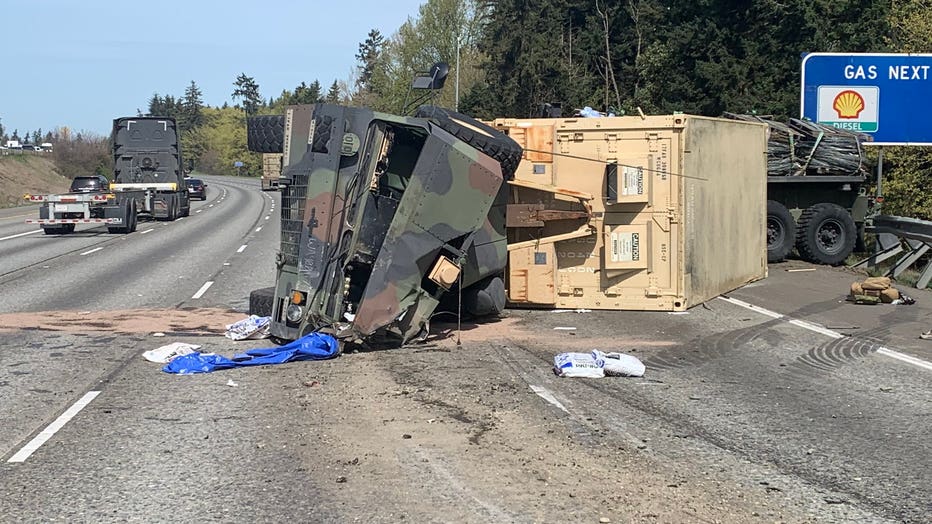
[462,275,506,317]
[42,226,61,235]
[249,287,276,317]
[247,115,285,153]
[414,106,523,179]
[795,203,856,265]
[60,224,75,234]
[766,200,795,263]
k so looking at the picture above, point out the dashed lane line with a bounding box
[8,391,101,463]
[80,247,103,256]
[237,244,247,253]
[0,230,41,241]
[718,296,932,372]
[192,281,213,299]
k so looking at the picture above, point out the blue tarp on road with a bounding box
[163,332,340,374]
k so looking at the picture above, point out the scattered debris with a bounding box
[162,332,340,374]
[550,308,592,313]
[336,476,347,483]
[226,379,238,387]
[553,326,576,331]
[786,268,816,272]
[142,342,201,364]
[921,330,932,340]
[553,352,605,378]
[849,276,914,305]
[225,315,272,341]
[553,351,645,378]
[402,434,412,439]
[152,332,166,337]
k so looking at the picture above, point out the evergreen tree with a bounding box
[181,80,204,130]
[326,80,342,103]
[232,73,262,115]
[355,29,386,91]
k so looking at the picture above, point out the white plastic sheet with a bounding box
[225,315,271,341]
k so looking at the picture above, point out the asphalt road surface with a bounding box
[0,177,929,523]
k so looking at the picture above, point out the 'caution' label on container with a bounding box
[611,232,640,262]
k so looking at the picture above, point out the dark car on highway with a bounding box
[186,178,207,200]
[69,175,109,193]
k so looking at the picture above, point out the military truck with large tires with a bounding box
[726,114,873,265]
[26,116,190,234]
[246,104,521,345]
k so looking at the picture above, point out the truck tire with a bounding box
[462,275,506,317]
[795,203,856,266]
[414,106,523,179]
[766,200,795,263]
[247,115,285,153]
[249,287,276,317]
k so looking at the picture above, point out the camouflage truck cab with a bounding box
[258,103,520,345]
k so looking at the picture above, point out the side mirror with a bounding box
[411,62,449,90]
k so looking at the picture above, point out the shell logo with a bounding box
[833,90,865,119]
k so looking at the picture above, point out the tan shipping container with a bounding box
[493,114,768,311]
[261,153,283,191]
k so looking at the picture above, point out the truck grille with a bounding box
[280,174,308,268]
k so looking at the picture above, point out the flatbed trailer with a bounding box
[25,191,136,234]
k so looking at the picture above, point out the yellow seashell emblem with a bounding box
[833,90,865,119]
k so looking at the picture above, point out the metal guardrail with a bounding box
[853,215,932,289]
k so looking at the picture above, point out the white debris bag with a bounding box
[143,342,202,364]
[225,315,272,341]
[593,350,645,377]
[553,352,605,378]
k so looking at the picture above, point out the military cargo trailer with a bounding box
[493,114,768,312]
[260,103,520,345]
[108,117,190,226]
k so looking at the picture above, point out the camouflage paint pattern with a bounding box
[268,103,512,344]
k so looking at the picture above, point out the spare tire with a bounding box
[415,106,523,179]
[247,115,285,153]
[249,287,276,317]
[462,275,506,317]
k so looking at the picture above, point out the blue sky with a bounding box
[0,0,425,137]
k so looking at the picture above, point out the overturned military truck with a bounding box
[246,104,522,345]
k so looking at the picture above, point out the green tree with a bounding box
[181,80,204,131]
[326,80,343,103]
[292,80,323,104]
[356,29,386,91]
[232,73,262,115]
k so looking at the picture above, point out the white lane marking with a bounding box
[140,228,154,234]
[192,281,213,299]
[80,247,103,256]
[196,209,203,214]
[255,227,262,232]
[0,229,41,241]
[876,348,932,372]
[237,244,247,253]
[8,391,101,463]
[209,205,214,208]
[264,216,270,220]
[718,296,932,371]
[529,385,569,413]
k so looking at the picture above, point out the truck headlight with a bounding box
[286,304,304,323]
